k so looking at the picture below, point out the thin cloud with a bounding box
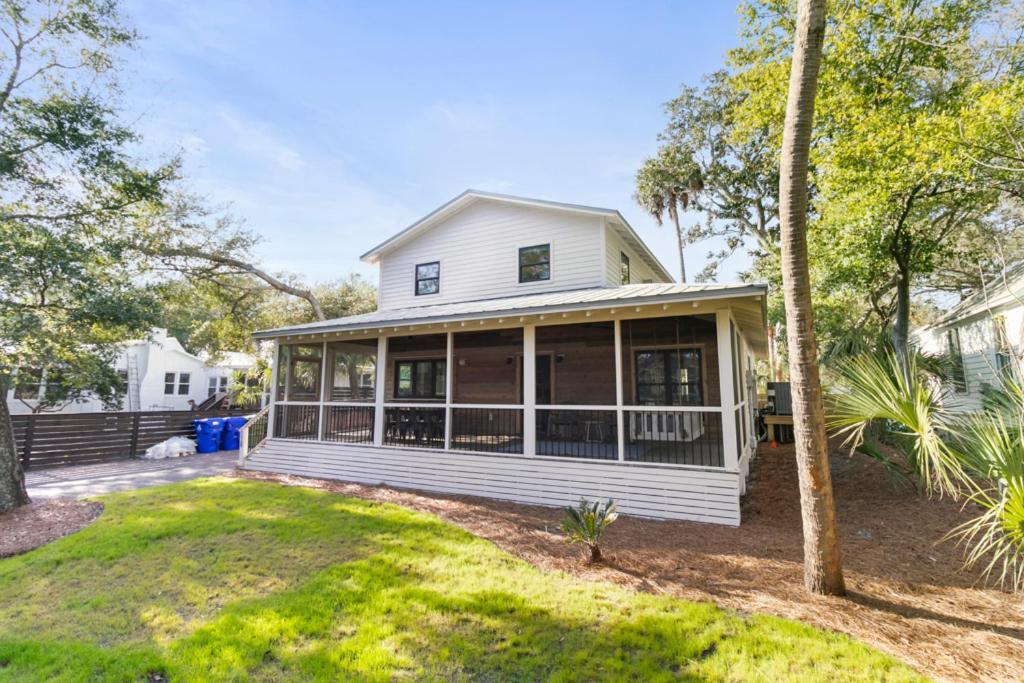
[217,107,305,171]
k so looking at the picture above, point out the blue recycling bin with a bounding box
[221,416,249,451]
[193,418,226,453]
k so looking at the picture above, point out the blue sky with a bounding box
[122,0,750,285]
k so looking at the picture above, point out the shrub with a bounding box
[561,498,619,563]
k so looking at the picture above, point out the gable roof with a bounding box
[360,189,674,282]
[930,264,1024,329]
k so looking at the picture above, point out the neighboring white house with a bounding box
[241,190,769,526]
[915,266,1024,412]
[7,328,256,415]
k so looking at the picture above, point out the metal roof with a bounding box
[253,283,768,340]
[359,189,674,282]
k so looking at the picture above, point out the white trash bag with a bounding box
[142,436,197,459]
[165,436,197,458]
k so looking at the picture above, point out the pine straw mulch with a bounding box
[0,498,103,558]
[234,445,1023,682]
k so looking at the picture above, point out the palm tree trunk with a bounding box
[0,388,31,513]
[672,212,687,283]
[778,0,845,596]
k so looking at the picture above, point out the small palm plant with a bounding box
[561,498,619,564]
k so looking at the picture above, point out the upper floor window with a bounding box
[519,244,550,283]
[620,252,630,284]
[415,261,440,296]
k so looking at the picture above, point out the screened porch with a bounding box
[268,309,757,471]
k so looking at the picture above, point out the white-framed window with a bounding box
[177,372,191,395]
[164,372,176,395]
[620,251,630,285]
[415,261,440,296]
[519,244,550,283]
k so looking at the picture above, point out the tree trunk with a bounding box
[778,0,845,596]
[589,544,602,564]
[891,261,911,378]
[672,212,687,283]
[0,389,31,514]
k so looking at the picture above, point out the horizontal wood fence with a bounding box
[12,409,251,470]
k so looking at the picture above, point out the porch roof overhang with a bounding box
[254,283,770,355]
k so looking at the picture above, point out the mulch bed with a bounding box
[235,445,1023,682]
[0,499,103,558]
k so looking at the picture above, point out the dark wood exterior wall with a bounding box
[376,315,719,407]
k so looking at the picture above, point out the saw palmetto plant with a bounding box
[829,350,1024,590]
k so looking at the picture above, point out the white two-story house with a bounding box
[241,190,768,525]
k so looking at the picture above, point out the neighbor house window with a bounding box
[635,348,703,406]
[13,368,42,400]
[207,376,229,397]
[620,252,630,285]
[415,261,440,296]
[394,359,446,399]
[117,370,129,394]
[519,244,550,283]
[177,373,191,395]
[164,372,175,395]
[947,329,967,393]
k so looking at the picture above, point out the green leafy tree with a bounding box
[634,145,703,282]
[0,0,174,512]
[730,0,1024,373]
[658,70,782,282]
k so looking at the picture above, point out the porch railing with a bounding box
[238,406,270,466]
[451,407,523,454]
[536,408,618,460]
[383,406,445,449]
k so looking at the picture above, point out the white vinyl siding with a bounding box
[246,439,742,525]
[603,225,662,286]
[945,311,1022,412]
[378,201,605,309]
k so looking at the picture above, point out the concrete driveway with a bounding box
[26,451,239,499]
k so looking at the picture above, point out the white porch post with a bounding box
[613,318,625,461]
[444,331,454,450]
[716,308,739,471]
[267,340,280,439]
[373,335,387,446]
[523,324,536,456]
[318,341,329,441]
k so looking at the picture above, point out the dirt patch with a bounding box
[235,445,1023,682]
[0,499,103,558]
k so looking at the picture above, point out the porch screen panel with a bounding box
[452,329,522,404]
[621,315,720,406]
[387,334,447,402]
[326,339,377,402]
[280,344,323,402]
[534,322,615,405]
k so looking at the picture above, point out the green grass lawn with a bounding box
[0,478,923,682]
